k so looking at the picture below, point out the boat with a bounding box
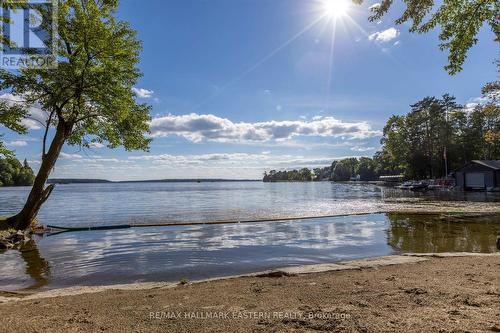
[427,178,455,191]
[397,181,428,191]
[409,181,428,191]
[397,181,413,190]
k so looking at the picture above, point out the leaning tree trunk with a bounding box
[6,121,70,230]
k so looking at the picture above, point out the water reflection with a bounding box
[0,239,50,291]
[387,213,500,253]
[19,240,51,290]
[0,213,498,292]
[0,214,390,291]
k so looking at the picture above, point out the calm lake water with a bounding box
[0,213,498,291]
[1,181,499,227]
[0,182,499,291]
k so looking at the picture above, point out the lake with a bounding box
[0,182,499,291]
[1,181,499,227]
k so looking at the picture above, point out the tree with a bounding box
[356,157,377,181]
[328,160,338,180]
[0,99,28,158]
[299,168,313,181]
[481,63,500,159]
[1,0,151,230]
[377,93,499,180]
[313,166,332,181]
[332,159,358,181]
[16,159,36,186]
[0,141,11,158]
[0,157,35,186]
[362,0,499,74]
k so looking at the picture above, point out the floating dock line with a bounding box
[45,211,500,234]
[45,212,381,233]
[47,224,132,231]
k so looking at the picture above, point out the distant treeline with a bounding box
[264,93,499,182]
[0,158,35,186]
[263,157,380,182]
[47,179,112,184]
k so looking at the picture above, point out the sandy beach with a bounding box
[1,254,499,333]
[0,0,498,332]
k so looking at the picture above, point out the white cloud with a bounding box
[0,93,48,130]
[129,153,265,163]
[7,140,27,147]
[464,96,491,111]
[149,113,381,143]
[60,152,83,160]
[128,152,336,169]
[95,158,120,163]
[89,142,105,149]
[59,152,125,164]
[132,87,154,99]
[20,118,43,130]
[50,151,376,180]
[350,146,376,152]
[368,27,400,43]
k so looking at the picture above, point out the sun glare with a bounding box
[323,0,350,18]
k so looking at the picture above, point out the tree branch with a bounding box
[42,110,55,158]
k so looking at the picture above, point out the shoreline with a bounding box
[1,252,498,303]
[1,253,498,332]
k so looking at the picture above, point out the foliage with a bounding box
[0,0,151,154]
[263,168,313,182]
[313,166,333,181]
[332,158,358,181]
[363,0,499,75]
[355,157,377,181]
[379,93,499,179]
[0,158,35,187]
[0,140,12,158]
[0,99,28,158]
[0,0,152,228]
[264,88,499,182]
[263,157,379,182]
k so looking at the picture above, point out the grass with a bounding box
[179,277,189,285]
[0,217,16,238]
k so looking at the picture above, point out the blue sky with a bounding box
[2,0,498,180]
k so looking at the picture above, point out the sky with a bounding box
[1,0,498,180]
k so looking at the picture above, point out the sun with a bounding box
[323,0,350,18]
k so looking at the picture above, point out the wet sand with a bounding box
[1,254,499,333]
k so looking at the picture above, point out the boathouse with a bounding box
[454,160,500,190]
